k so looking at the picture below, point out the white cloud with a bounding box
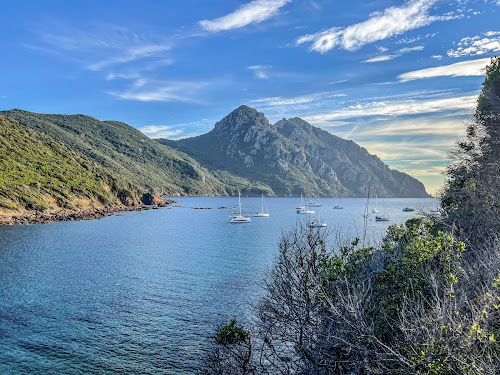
[108,78,210,103]
[140,125,184,139]
[363,55,397,63]
[296,0,440,53]
[303,95,477,123]
[432,55,443,59]
[248,65,272,79]
[87,45,170,71]
[447,32,500,57]
[363,45,424,63]
[199,0,292,32]
[251,96,316,105]
[398,57,490,81]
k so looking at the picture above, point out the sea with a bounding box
[0,197,439,374]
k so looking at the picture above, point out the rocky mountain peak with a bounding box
[211,105,273,138]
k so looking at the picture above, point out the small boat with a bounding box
[297,192,315,214]
[253,194,270,217]
[307,219,327,228]
[308,198,321,207]
[230,191,251,223]
[403,207,415,212]
[332,197,343,209]
[372,195,379,213]
[307,210,327,228]
[296,193,306,213]
[375,215,389,222]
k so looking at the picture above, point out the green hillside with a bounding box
[0,115,141,212]
[0,109,232,196]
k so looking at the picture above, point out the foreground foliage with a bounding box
[205,57,500,374]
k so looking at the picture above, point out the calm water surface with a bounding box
[0,197,438,374]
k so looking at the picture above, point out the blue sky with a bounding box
[1,0,499,194]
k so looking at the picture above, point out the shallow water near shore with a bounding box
[0,197,438,374]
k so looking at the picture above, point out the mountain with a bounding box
[0,109,264,196]
[0,114,141,213]
[160,105,429,197]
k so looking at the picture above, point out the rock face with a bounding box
[159,106,429,197]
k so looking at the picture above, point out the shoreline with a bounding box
[0,199,177,226]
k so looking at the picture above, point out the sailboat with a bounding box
[308,197,321,207]
[332,196,344,209]
[375,199,389,221]
[372,195,379,213]
[253,194,270,217]
[307,209,327,228]
[230,191,251,223]
[297,193,315,215]
[296,193,306,213]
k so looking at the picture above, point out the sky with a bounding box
[1,0,499,195]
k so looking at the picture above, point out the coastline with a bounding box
[0,199,177,226]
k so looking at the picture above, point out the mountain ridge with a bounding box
[160,105,429,198]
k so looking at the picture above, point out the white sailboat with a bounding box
[375,200,389,221]
[308,197,321,207]
[296,193,306,213]
[230,191,251,223]
[307,209,327,228]
[372,195,379,213]
[297,193,315,215]
[332,197,344,209]
[253,194,270,217]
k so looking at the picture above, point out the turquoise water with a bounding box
[0,197,438,374]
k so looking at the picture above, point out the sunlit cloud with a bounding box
[363,45,424,63]
[140,125,184,139]
[398,57,490,81]
[199,0,292,32]
[447,31,500,57]
[108,78,211,103]
[248,65,273,79]
[296,0,441,53]
[303,95,476,124]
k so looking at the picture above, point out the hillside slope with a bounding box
[0,114,141,213]
[160,106,429,197]
[1,109,232,196]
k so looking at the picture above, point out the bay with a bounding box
[0,197,438,374]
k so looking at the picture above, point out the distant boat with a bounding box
[230,191,251,223]
[372,195,379,213]
[308,197,321,207]
[297,192,315,214]
[307,209,327,228]
[253,194,270,217]
[375,215,389,222]
[402,207,415,212]
[332,197,344,209]
[296,193,306,213]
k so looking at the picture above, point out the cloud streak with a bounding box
[199,0,292,32]
[297,0,440,53]
[108,78,211,103]
[398,57,490,81]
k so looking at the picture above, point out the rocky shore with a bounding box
[0,199,177,226]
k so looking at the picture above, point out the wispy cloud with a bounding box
[398,57,490,81]
[140,119,215,139]
[108,78,211,103]
[32,23,172,72]
[251,96,316,105]
[199,0,292,32]
[303,95,476,124]
[296,0,441,53]
[447,31,500,57]
[363,45,424,63]
[248,65,273,79]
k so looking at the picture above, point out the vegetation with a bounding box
[0,109,231,196]
[0,115,140,212]
[205,58,500,374]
